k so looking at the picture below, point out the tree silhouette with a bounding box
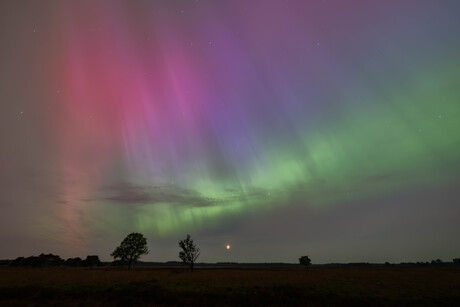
[299,255,311,267]
[178,234,200,272]
[111,233,149,269]
[85,255,101,269]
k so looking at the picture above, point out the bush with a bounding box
[299,256,311,266]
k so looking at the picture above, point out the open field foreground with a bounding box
[0,267,459,306]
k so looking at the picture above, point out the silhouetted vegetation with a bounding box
[10,254,63,267]
[299,255,311,266]
[178,234,200,272]
[111,232,149,269]
[0,260,10,266]
[85,255,102,269]
[8,254,102,268]
[415,261,431,267]
[431,259,445,266]
[5,252,460,270]
[65,257,83,267]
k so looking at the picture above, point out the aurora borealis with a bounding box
[1,0,459,263]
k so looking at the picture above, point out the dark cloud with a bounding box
[90,182,213,206]
[81,182,274,208]
[102,183,153,204]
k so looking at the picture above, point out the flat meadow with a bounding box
[0,266,459,306]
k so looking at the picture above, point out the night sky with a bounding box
[1,0,459,263]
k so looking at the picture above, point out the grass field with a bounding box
[0,266,459,306]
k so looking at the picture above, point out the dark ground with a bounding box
[0,266,459,306]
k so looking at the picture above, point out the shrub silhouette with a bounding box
[85,255,102,269]
[11,257,25,267]
[65,257,83,267]
[431,259,444,266]
[299,255,311,266]
[38,253,63,267]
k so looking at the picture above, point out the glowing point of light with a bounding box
[226,244,231,250]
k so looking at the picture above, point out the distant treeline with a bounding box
[389,258,460,267]
[2,254,102,268]
[312,259,460,268]
[0,256,459,268]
